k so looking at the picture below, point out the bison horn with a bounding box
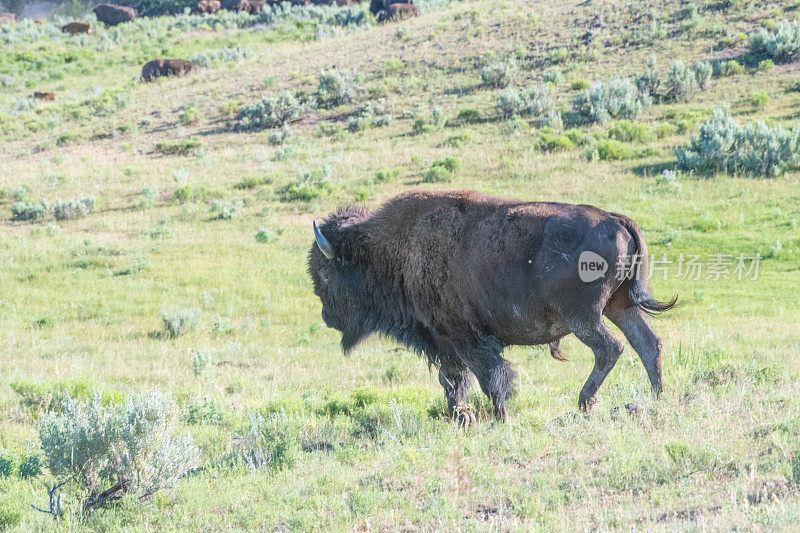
[313,221,335,260]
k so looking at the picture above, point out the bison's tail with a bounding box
[614,214,677,316]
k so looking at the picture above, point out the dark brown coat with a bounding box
[93,4,136,26]
[61,21,93,34]
[377,3,419,22]
[246,0,265,13]
[309,190,676,424]
[196,0,221,13]
[33,91,55,101]
[141,59,197,82]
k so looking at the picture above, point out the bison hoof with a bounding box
[451,404,476,427]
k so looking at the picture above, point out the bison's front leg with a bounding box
[438,359,476,427]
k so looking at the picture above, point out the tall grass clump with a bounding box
[191,45,252,68]
[38,391,199,510]
[162,308,201,338]
[749,19,800,64]
[676,107,800,177]
[237,93,310,131]
[573,77,651,123]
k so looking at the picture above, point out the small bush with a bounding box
[237,93,309,131]
[375,167,401,182]
[570,79,589,91]
[573,77,651,123]
[424,157,460,183]
[11,201,46,221]
[786,80,800,93]
[497,84,561,127]
[608,120,650,143]
[210,199,242,220]
[255,226,278,244]
[317,69,362,108]
[543,67,562,84]
[232,413,302,472]
[279,166,336,202]
[38,391,199,509]
[481,59,518,88]
[550,47,569,63]
[749,19,800,64]
[749,90,769,108]
[457,108,481,122]
[693,62,713,90]
[155,139,202,156]
[636,57,660,97]
[758,59,775,72]
[444,130,473,147]
[655,122,679,138]
[676,107,800,177]
[191,349,214,377]
[717,59,744,77]
[595,139,634,160]
[656,169,682,192]
[664,60,698,101]
[496,87,526,118]
[179,107,199,126]
[539,132,573,151]
[53,197,94,221]
[162,308,201,338]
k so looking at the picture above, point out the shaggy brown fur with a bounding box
[93,4,135,26]
[378,3,419,22]
[196,0,221,13]
[61,21,93,34]
[140,59,197,82]
[309,190,676,424]
[33,91,55,101]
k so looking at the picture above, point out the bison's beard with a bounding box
[341,323,370,354]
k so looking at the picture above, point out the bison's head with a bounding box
[308,209,371,353]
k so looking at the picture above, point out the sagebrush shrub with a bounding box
[53,197,94,221]
[191,45,252,68]
[317,69,362,108]
[38,391,199,508]
[635,57,660,97]
[232,413,302,472]
[574,78,650,124]
[279,166,335,202]
[162,308,201,338]
[480,59,517,88]
[210,199,242,220]
[716,59,744,77]
[543,67,562,85]
[496,84,560,127]
[676,107,800,177]
[255,227,278,244]
[693,62,713,90]
[749,19,800,63]
[496,87,526,117]
[237,93,309,131]
[608,120,650,143]
[11,201,46,221]
[664,60,697,101]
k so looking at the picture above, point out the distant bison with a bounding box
[141,59,197,82]
[33,91,55,101]
[0,12,16,26]
[93,4,135,26]
[309,190,676,424]
[378,3,419,22]
[61,21,93,34]
[246,0,265,13]
[196,0,221,13]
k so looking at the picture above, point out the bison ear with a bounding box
[313,221,335,260]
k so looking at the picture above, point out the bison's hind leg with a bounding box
[606,307,663,394]
[549,339,567,361]
[564,315,624,412]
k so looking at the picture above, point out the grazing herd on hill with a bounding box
[2,0,421,90]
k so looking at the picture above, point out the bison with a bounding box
[378,3,419,22]
[246,0,265,13]
[93,4,135,26]
[197,0,221,13]
[61,21,93,34]
[141,59,197,82]
[0,12,16,26]
[309,190,676,425]
[33,91,55,101]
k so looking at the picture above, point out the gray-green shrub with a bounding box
[38,391,199,508]
[162,308,201,338]
[749,19,800,64]
[480,59,517,88]
[496,84,561,127]
[676,107,800,177]
[664,60,697,101]
[53,197,95,221]
[317,69,362,108]
[573,77,651,123]
[237,92,309,131]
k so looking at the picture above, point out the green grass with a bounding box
[1,0,800,530]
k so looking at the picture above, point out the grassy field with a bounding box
[1,0,800,529]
